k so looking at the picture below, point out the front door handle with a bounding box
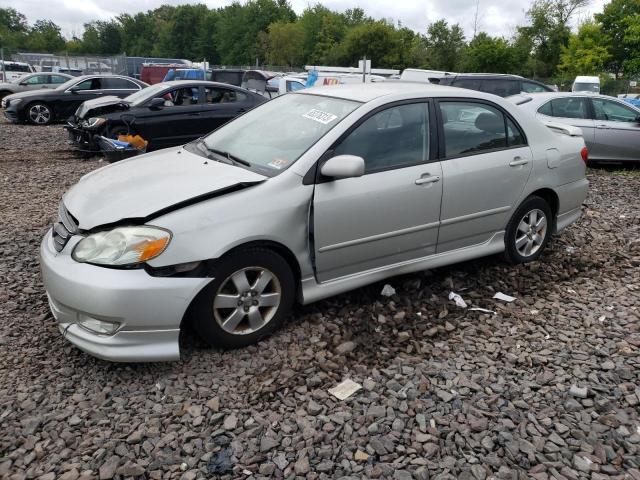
[188,112,201,116]
[596,124,610,129]
[509,157,529,167]
[415,174,441,185]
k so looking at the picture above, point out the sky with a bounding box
[6,0,608,40]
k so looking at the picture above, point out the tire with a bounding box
[190,248,295,349]
[503,196,552,264]
[0,90,11,100]
[26,102,53,125]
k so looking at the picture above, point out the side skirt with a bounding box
[300,231,506,304]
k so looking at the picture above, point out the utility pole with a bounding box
[362,55,366,83]
[472,0,481,40]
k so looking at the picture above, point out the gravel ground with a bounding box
[0,119,639,480]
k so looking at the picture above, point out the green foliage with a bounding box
[558,21,611,77]
[462,33,518,73]
[596,0,640,75]
[265,21,304,66]
[424,20,466,71]
[0,8,28,49]
[25,20,66,53]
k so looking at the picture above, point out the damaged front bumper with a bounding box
[40,230,210,362]
[64,120,100,152]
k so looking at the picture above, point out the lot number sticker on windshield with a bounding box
[303,109,338,125]
[268,158,288,169]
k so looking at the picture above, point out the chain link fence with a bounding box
[3,49,127,76]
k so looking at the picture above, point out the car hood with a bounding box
[0,82,17,90]
[75,95,130,119]
[4,88,57,101]
[63,146,267,230]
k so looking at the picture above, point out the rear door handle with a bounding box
[415,174,441,185]
[596,124,610,129]
[509,157,529,167]
[188,112,201,116]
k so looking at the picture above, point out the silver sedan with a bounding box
[509,91,640,162]
[41,83,588,362]
[0,72,73,100]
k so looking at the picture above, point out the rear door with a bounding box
[313,101,443,282]
[101,77,143,98]
[436,99,533,252]
[60,77,105,117]
[199,87,254,135]
[590,97,640,161]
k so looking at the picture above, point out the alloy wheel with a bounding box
[213,267,282,335]
[515,208,547,257]
[28,104,51,124]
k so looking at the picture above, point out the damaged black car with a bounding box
[65,80,266,152]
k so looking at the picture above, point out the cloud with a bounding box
[5,0,606,42]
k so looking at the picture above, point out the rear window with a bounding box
[452,78,482,91]
[539,97,589,119]
[1,62,31,72]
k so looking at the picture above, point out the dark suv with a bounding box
[438,74,554,97]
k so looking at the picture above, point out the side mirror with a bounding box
[68,86,80,93]
[320,155,365,180]
[149,97,165,110]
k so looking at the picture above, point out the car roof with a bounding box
[509,91,639,108]
[299,82,494,103]
[155,80,247,89]
[449,73,525,80]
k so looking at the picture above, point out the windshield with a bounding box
[199,93,361,175]
[125,83,165,105]
[573,82,599,92]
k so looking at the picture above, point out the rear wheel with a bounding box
[504,196,552,264]
[191,248,295,348]
[26,102,53,125]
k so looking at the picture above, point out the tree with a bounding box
[340,21,402,68]
[463,33,518,73]
[424,20,466,71]
[558,21,611,76]
[265,21,304,66]
[25,20,66,52]
[621,13,640,76]
[596,0,640,75]
[0,7,28,49]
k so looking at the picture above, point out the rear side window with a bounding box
[479,79,520,97]
[440,101,525,157]
[521,81,549,93]
[102,78,139,89]
[539,97,589,119]
[50,75,69,84]
[452,78,482,91]
[162,87,200,106]
[24,75,48,85]
[73,78,102,90]
[334,102,430,173]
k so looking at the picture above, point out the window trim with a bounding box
[435,97,528,161]
[309,99,437,184]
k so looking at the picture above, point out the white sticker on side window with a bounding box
[303,109,338,124]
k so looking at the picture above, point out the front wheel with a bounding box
[503,196,552,264]
[26,102,53,125]
[190,248,295,348]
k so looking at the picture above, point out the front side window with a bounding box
[205,88,246,104]
[538,97,589,119]
[162,87,200,106]
[199,93,360,176]
[440,101,524,157]
[24,75,47,85]
[286,80,305,92]
[592,98,639,123]
[333,103,429,173]
[73,78,101,90]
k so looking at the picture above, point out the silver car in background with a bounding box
[41,83,588,362]
[510,92,640,162]
[0,72,73,100]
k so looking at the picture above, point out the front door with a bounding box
[199,87,253,135]
[436,100,533,252]
[313,102,443,282]
[590,97,640,161]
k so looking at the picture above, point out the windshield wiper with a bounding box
[206,146,251,167]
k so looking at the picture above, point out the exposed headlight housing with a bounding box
[83,117,107,129]
[7,98,21,107]
[72,226,171,266]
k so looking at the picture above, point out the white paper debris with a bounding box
[493,292,517,302]
[328,379,362,400]
[380,284,396,297]
[567,288,577,294]
[530,309,539,315]
[448,291,468,308]
[469,307,496,314]
[598,315,606,322]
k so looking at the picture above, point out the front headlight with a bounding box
[72,226,171,266]
[83,117,107,129]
